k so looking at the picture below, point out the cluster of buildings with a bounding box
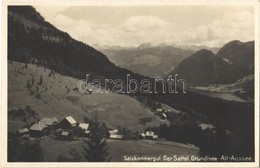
[16,116,159,141]
[108,129,158,140]
[16,116,90,139]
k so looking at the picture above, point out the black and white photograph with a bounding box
[1,0,259,167]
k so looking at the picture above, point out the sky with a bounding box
[35,5,254,48]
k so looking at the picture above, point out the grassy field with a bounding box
[40,136,199,162]
[107,139,198,161]
[8,62,169,132]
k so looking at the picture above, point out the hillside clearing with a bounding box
[8,62,170,132]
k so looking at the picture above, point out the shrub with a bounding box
[35,93,41,99]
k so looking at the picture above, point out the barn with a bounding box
[29,123,48,137]
[109,134,124,140]
[79,123,89,130]
[40,118,59,126]
[17,128,29,136]
[60,116,77,129]
[39,117,60,131]
[79,123,90,135]
[142,131,159,140]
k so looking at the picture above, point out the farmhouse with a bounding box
[79,123,90,135]
[29,123,48,137]
[40,118,59,126]
[109,129,119,134]
[109,134,124,140]
[39,117,60,130]
[142,131,158,140]
[60,116,77,128]
[109,129,123,140]
[79,123,89,130]
[17,128,29,136]
[60,131,70,140]
[145,131,154,137]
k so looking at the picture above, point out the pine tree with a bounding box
[69,148,82,161]
[26,79,31,88]
[31,76,34,86]
[82,121,111,162]
[214,119,228,157]
[9,137,43,162]
[39,76,43,85]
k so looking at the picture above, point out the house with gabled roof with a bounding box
[141,131,159,140]
[79,123,90,135]
[39,117,60,131]
[60,131,71,140]
[108,128,124,140]
[40,117,59,126]
[17,128,29,136]
[60,116,77,128]
[109,134,124,140]
[109,129,118,134]
[29,123,48,137]
[79,123,89,130]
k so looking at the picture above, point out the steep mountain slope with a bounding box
[8,6,145,83]
[170,49,230,86]
[216,40,254,79]
[100,45,194,78]
[169,41,254,86]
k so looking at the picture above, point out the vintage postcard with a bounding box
[1,0,259,167]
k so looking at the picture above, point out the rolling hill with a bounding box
[169,40,254,86]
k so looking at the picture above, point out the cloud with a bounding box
[35,7,254,48]
[35,6,70,20]
[46,14,177,47]
[180,10,254,47]
[120,15,175,33]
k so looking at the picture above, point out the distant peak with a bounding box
[195,49,214,55]
[138,42,152,49]
[222,40,243,48]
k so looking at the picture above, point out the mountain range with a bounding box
[99,42,221,78]
[100,45,194,78]
[9,5,255,99]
